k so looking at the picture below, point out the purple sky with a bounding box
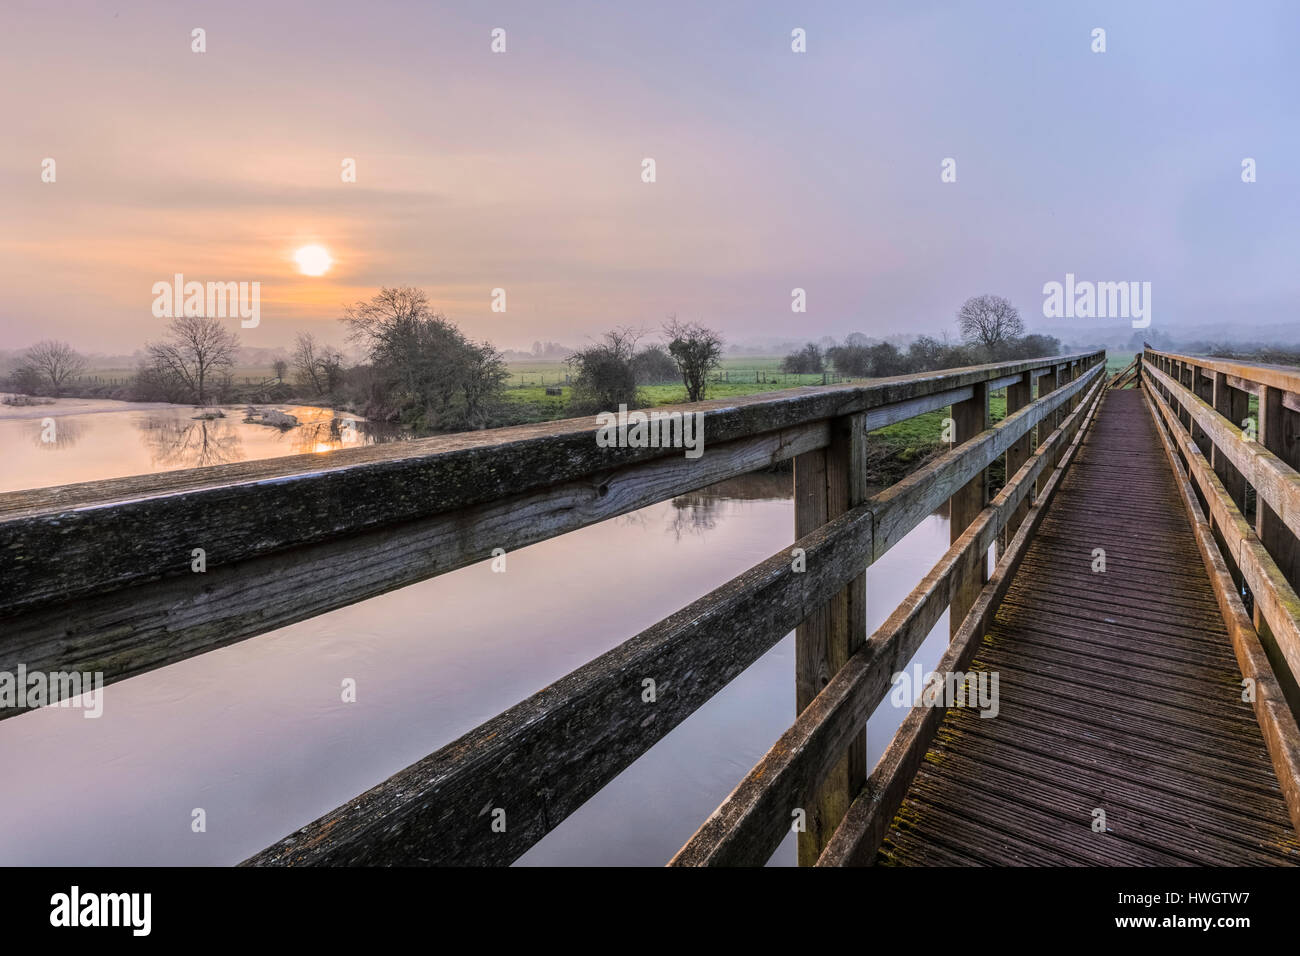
[2,0,1297,352]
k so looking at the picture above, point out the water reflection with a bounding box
[26,416,85,450]
[0,405,956,867]
[287,416,410,455]
[623,471,794,540]
[138,416,244,469]
[0,400,419,494]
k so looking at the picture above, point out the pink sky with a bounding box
[3,0,1297,353]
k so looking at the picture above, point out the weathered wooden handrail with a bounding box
[818,366,1107,865]
[1,356,1093,617]
[239,353,1102,865]
[0,352,1101,714]
[671,367,1106,865]
[0,349,1107,868]
[1142,349,1300,708]
[1139,373,1300,836]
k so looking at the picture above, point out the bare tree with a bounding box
[664,316,724,402]
[144,315,239,405]
[342,286,432,345]
[292,333,345,396]
[272,358,289,382]
[956,295,1025,359]
[293,332,327,394]
[20,340,87,396]
[341,287,508,429]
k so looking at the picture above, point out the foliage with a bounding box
[14,340,87,396]
[342,286,508,430]
[565,327,642,414]
[956,294,1026,359]
[781,343,824,374]
[664,317,724,402]
[141,316,239,404]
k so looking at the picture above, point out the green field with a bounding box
[504,356,833,389]
[73,353,1094,480]
[73,364,280,388]
[1105,351,1135,376]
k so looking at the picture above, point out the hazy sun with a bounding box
[294,245,333,276]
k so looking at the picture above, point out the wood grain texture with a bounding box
[1144,372,1300,694]
[794,412,867,864]
[671,374,1104,866]
[1141,382,1300,837]
[0,424,830,715]
[242,362,1102,866]
[1,353,1101,617]
[856,388,1299,866]
[949,382,990,638]
[816,372,1105,867]
[1145,362,1300,549]
[242,501,876,867]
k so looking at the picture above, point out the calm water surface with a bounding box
[0,400,954,866]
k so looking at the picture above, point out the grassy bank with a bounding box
[495,381,1013,487]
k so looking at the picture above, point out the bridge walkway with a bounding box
[878,388,1300,865]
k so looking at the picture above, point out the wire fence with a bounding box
[504,369,851,389]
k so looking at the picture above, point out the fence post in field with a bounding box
[792,410,867,865]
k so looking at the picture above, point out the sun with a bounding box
[294,245,333,276]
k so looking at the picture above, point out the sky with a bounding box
[1,0,1298,353]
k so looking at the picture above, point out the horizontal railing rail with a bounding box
[0,351,1101,714]
[819,365,1107,865]
[244,354,1105,866]
[1,349,1107,867]
[671,366,1106,865]
[1142,349,1300,703]
[1138,365,1300,836]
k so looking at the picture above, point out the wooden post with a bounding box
[1035,369,1058,495]
[1255,384,1300,713]
[1004,373,1033,541]
[1211,372,1249,511]
[793,411,867,865]
[1190,366,1211,458]
[950,382,990,638]
[1052,364,1071,465]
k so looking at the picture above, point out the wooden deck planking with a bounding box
[878,388,1300,866]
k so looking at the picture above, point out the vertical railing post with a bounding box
[1005,372,1033,542]
[1255,385,1300,712]
[950,381,990,637]
[1190,365,1212,458]
[793,411,867,865]
[1052,363,1072,465]
[1211,372,1249,511]
[1036,367,1058,489]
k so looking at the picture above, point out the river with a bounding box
[0,399,955,866]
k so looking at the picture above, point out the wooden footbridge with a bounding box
[2,348,1299,866]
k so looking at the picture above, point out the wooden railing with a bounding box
[0,350,1106,865]
[1142,351,1300,724]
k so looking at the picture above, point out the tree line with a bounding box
[3,289,1071,434]
[781,295,1060,378]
